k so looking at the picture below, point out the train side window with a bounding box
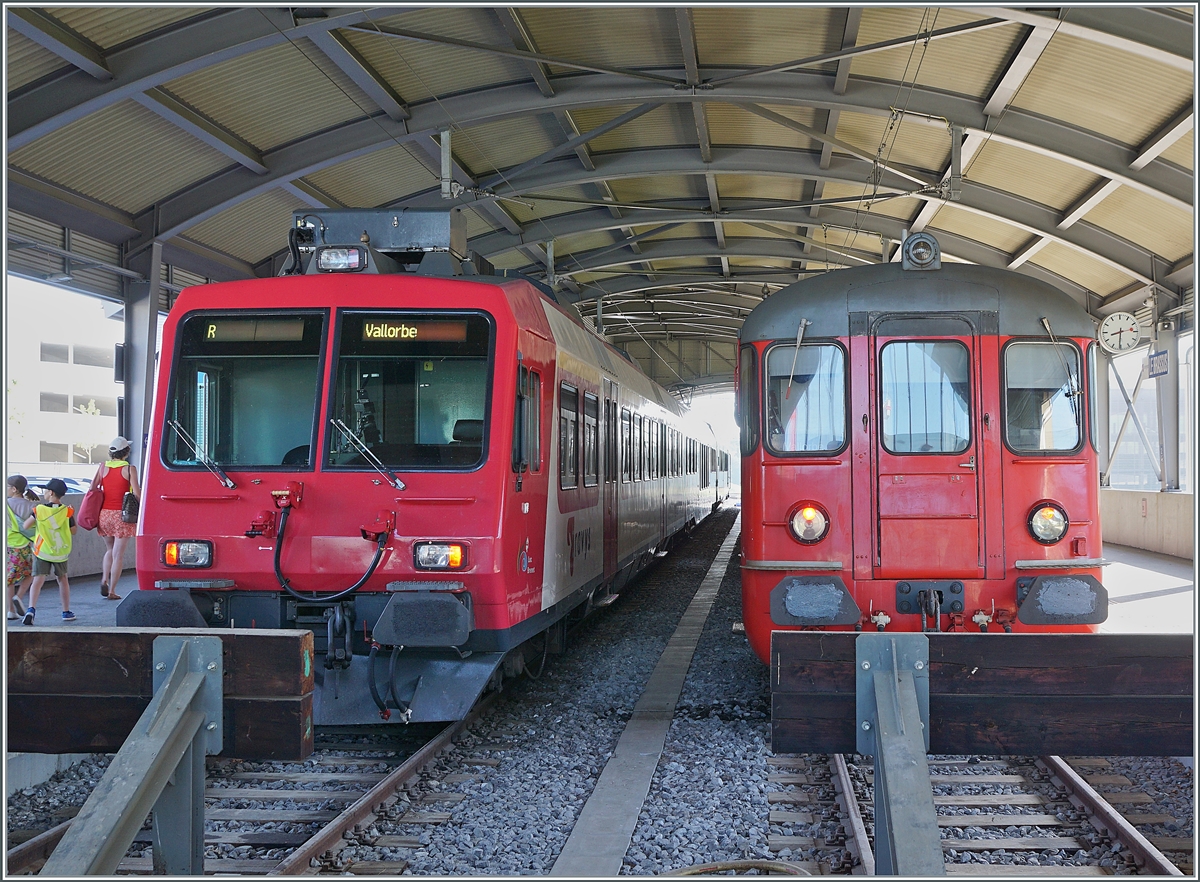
[583,392,599,487]
[738,345,760,455]
[638,415,646,480]
[559,383,578,489]
[648,419,658,479]
[512,367,542,474]
[879,341,970,454]
[1004,341,1083,452]
[621,408,633,482]
[764,343,846,454]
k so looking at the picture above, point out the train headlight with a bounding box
[415,542,468,570]
[163,540,212,567]
[316,245,366,272]
[1027,504,1068,544]
[789,504,830,544]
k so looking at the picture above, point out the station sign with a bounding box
[1148,349,1169,378]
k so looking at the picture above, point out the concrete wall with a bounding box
[6,753,92,797]
[1101,489,1195,560]
[57,492,137,577]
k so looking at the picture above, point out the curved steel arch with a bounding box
[123,69,1187,245]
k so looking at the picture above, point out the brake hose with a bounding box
[387,646,412,721]
[274,505,387,604]
[368,642,390,720]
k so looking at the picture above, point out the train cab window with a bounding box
[513,366,542,475]
[164,312,325,469]
[560,384,579,489]
[329,312,492,471]
[530,372,542,470]
[880,341,970,454]
[738,345,760,455]
[764,344,846,454]
[583,392,599,487]
[1004,341,1083,452]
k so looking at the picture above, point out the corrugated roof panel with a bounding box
[1028,241,1136,300]
[6,210,63,279]
[6,28,68,93]
[8,99,232,214]
[304,143,439,207]
[962,138,1098,213]
[729,256,795,269]
[343,8,529,106]
[520,7,682,77]
[609,175,707,203]
[163,38,372,153]
[641,223,712,242]
[187,188,309,265]
[706,104,821,150]
[713,174,805,203]
[1161,130,1194,171]
[48,6,208,49]
[556,229,625,257]
[572,104,694,154]
[1016,31,1195,148]
[927,203,1032,256]
[1084,185,1194,264]
[834,109,952,174]
[650,256,714,271]
[693,6,840,69]
[494,185,595,225]
[463,209,497,241]
[452,115,561,180]
[852,9,1018,99]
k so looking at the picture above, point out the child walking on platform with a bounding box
[22,478,77,625]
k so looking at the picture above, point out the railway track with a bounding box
[768,753,1192,875]
[6,698,496,876]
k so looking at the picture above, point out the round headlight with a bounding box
[1028,504,1068,544]
[789,504,830,544]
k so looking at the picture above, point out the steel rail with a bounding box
[831,753,875,875]
[5,818,72,875]
[1038,755,1183,876]
[270,691,499,875]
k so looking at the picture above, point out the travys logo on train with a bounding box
[565,517,593,576]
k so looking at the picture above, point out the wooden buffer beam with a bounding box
[8,627,315,761]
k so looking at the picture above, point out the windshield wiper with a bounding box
[330,419,406,491]
[168,419,236,489]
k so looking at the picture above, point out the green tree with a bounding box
[73,398,106,463]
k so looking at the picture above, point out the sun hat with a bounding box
[109,436,131,453]
[44,478,69,497]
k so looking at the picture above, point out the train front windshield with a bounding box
[329,312,493,470]
[165,312,326,469]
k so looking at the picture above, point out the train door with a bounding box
[871,315,985,579]
[603,380,618,578]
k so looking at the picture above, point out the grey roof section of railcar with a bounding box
[542,295,687,420]
[739,263,1099,343]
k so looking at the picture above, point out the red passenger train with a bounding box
[737,233,1107,664]
[126,209,729,725]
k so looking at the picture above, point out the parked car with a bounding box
[24,476,92,495]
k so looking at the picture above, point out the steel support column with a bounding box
[123,241,163,472]
[1152,319,1181,490]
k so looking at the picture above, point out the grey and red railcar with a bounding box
[127,209,729,725]
[737,233,1107,664]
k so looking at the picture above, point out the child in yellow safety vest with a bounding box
[22,478,77,625]
[6,475,38,621]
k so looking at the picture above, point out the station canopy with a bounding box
[6,6,1194,394]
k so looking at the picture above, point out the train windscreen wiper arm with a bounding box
[167,419,236,489]
[330,419,406,491]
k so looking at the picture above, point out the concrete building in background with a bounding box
[5,275,127,483]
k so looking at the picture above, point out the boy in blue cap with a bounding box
[22,478,77,624]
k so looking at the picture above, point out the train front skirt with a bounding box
[314,650,506,725]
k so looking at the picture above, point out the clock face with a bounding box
[1098,312,1141,353]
